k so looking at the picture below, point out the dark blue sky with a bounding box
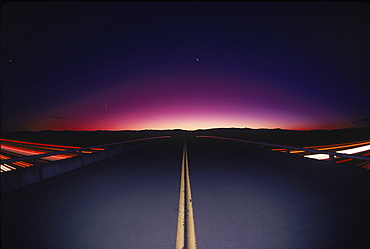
[1,2,370,131]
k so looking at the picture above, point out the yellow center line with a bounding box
[176,142,197,249]
[176,145,186,248]
[185,144,197,249]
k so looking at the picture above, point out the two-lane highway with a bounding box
[2,137,370,248]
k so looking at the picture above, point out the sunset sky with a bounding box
[1,2,370,132]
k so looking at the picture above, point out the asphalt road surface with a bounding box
[2,137,370,248]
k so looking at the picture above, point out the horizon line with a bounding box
[2,126,369,133]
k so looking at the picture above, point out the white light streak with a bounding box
[305,154,329,160]
[336,144,370,155]
[304,144,370,160]
[1,164,16,172]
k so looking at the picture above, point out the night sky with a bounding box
[1,2,370,132]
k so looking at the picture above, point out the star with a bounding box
[9,59,12,63]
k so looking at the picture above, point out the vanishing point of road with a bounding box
[1,137,370,248]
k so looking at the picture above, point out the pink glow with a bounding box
[32,72,343,131]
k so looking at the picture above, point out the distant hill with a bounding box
[1,127,370,147]
[196,127,370,147]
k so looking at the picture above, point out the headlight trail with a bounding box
[0,138,82,149]
[0,138,103,172]
[304,144,370,160]
[0,164,16,172]
[270,140,370,168]
[0,144,74,161]
[272,141,370,153]
[336,145,370,155]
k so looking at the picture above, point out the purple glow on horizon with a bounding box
[2,2,369,132]
[32,72,343,131]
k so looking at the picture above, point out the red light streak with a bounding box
[1,144,41,156]
[305,141,370,149]
[0,154,10,160]
[0,138,82,149]
[335,158,352,164]
[13,161,33,168]
[1,144,73,161]
[363,163,370,169]
[1,139,104,172]
[21,145,70,151]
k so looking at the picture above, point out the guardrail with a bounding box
[1,136,172,166]
[197,135,370,163]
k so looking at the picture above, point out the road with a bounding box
[1,137,370,248]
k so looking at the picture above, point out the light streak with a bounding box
[271,140,370,166]
[1,144,73,161]
[1,139,104,172]
[1,164,16,172]
[335,158,352,164]
[303,141,370,150]
[272,140,370,154]
[336,144,370,155]
[20,145,70,151]
[1,144,41,157]
[304,144,370,160]
[41,154,73,161]
[305,154,330,160]
[0,138,81,148]
[363,163,370,170]
[90,147,105,151]
[0,154,10,160]
[13,161,33,167]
